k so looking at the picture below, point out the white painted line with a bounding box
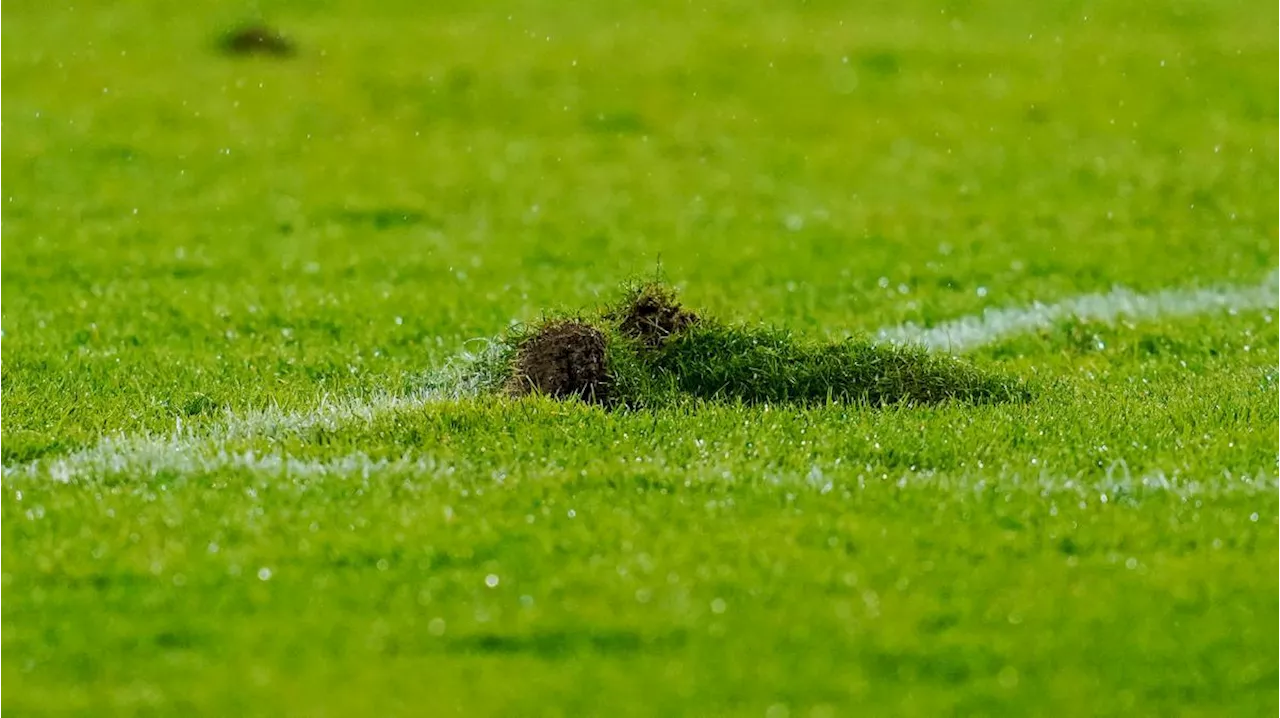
[3,386,461,483]
[3,339,511,483]
[33,446,446,484]
[877,270,1279,353]
[799,463,1277,500]
[7,441,1273,501]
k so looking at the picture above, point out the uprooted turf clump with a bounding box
[488,282,1027,408]
[505,321,610,403]
[609,283,699,348]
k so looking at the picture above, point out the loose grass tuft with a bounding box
[476,282,1026,408]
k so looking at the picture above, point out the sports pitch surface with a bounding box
[3,1,1278,715]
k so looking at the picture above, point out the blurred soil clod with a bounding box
[220,24,295,58]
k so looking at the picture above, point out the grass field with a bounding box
[3,0,1278,715]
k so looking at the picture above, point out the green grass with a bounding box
[3,0,1278,715]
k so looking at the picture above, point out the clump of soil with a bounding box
[612,284,698,348]
[220,24,295,58]
[506,321,610,403]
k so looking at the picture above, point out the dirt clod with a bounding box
[220,25,295,58]
[506,321,610,403]
[614,284,698,348]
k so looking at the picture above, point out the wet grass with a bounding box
[2,0,1277,716]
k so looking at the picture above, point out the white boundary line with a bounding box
[9,445,1275,500]
[878,270,1279,352]
[4,389,456,483]
[6,270,1276,483]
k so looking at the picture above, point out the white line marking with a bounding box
[877,270,1279,353]
[3,339,511,483]
[32,447,446,484]
[800,463,1276,499]
[6,271,1275,482]
[6,443,1273,501]
[10,417,448,484]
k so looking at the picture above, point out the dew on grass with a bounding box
[258,567,273,581]
[485,574,500,588]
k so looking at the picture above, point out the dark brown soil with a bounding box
[614,285,698,348]
[506,321,610,403]
[220,25,295,57]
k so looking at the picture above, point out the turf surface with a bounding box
[3,0,1278,715]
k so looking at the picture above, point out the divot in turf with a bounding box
[505,321,611,403]
[609,282,700,348]
[495,282,1026,408]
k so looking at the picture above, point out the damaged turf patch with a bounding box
[610,282,699,348]
[505,321,610,403]
[647,324,1022,406]
[471,282,1026,408]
